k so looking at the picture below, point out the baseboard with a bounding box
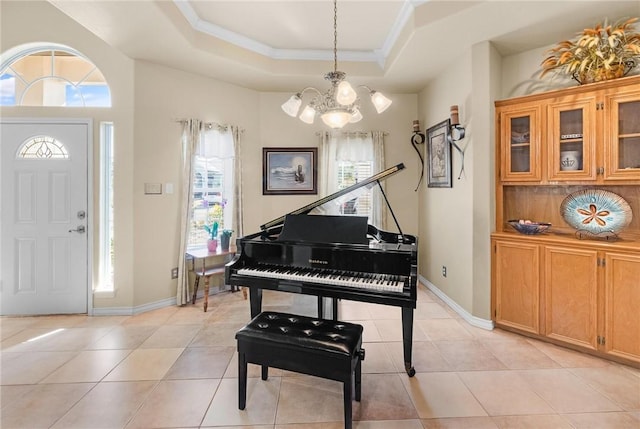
[419,275,494,331]
[91,296,176,316]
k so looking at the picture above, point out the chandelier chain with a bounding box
[333,0,338,73]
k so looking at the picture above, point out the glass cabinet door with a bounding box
[547,98,596,181]
[500,105,541,182]
[605,93,640,180]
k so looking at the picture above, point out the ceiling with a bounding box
[48,0,640,93]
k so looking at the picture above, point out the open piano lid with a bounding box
[260,162,406,232]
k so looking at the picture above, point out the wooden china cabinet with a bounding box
[492,74,640,367]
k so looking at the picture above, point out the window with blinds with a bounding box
[337,161,373,217]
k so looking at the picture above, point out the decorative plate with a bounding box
[560,189,632,235]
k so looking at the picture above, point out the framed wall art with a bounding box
[426,119,452,188]
[262,147,318,195]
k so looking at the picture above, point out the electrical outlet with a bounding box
[442,266,447,277]
[171,267,178,279]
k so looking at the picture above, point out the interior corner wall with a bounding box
[470,41,501,320]
[417,51,475,314]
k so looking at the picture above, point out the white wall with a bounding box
[417,51,476,313]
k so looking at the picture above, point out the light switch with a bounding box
[165,183,174,194]
[144,183,162,195]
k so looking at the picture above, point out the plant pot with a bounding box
[220,234,231,251]
[207,239,218,252]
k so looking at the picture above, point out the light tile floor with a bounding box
[1,283,639,428]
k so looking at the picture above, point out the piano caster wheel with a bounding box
[405,364,415,377]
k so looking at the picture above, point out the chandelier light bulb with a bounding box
[281,94,302,117]
[371,91,392,113]
[321,108,352,129]
[336,80,357,105]
[299,105,316,124]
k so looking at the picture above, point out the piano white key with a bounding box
[236,267,405,293]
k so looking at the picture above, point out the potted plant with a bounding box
[220,229,233,251]
[203,221,219,252]
[540,17,640,84]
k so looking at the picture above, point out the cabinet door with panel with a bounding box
[603,252,640,363]
[494,240,540,334]
[544,246,599,350]
[547,96,597,181]
[604,90,640,181]
[498,104,542,182]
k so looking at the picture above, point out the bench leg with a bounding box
[355,357,362,402]
[238,351,247,410]
[343,379,352,429]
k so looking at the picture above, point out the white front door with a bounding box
[1,120,90,315]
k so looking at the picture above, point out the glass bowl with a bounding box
[508,220,551,235]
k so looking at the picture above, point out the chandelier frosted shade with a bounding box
[321,108,353,129]
[336,80,357,105]
[349,108,362,123]
[281,94,302,117]
[371,91,392,114]
[299,105,316,124]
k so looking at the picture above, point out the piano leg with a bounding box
[249,287,263,318]
[402,307,416,377]
[316,297,339,320]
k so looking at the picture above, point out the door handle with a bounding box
[69,225,86,234]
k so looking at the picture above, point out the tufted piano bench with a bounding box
[235,311,365,429]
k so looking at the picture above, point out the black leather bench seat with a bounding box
[236,311,364,429]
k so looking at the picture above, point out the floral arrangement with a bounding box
[540,17,640,84]
[203,220,219,240]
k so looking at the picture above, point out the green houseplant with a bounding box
[540,17,640,84]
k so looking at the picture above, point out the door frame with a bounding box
[1,117,94,315]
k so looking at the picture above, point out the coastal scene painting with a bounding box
[263,147,318,195]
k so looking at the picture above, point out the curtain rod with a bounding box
[175,119,244,133]
[315,131,389,137]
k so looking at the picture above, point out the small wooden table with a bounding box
[186,246,240,312]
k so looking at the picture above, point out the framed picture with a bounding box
[426,119,452,188]
[262,147,318,195]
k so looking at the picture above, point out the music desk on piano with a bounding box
[225,163,418,376]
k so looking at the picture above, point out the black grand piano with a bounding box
[225,163,418,376]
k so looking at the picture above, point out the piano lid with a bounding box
[260,162,405,231]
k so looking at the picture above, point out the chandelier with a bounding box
[281,0,392,129]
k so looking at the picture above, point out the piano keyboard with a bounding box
[237,265,407,293]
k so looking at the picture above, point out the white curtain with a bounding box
[318,131,386,228]
[370,131,386,229]
[177,119,202,305]
[230,126,244,239]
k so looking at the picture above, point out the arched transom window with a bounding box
[1,43,111,107]
[18,136,69,159]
